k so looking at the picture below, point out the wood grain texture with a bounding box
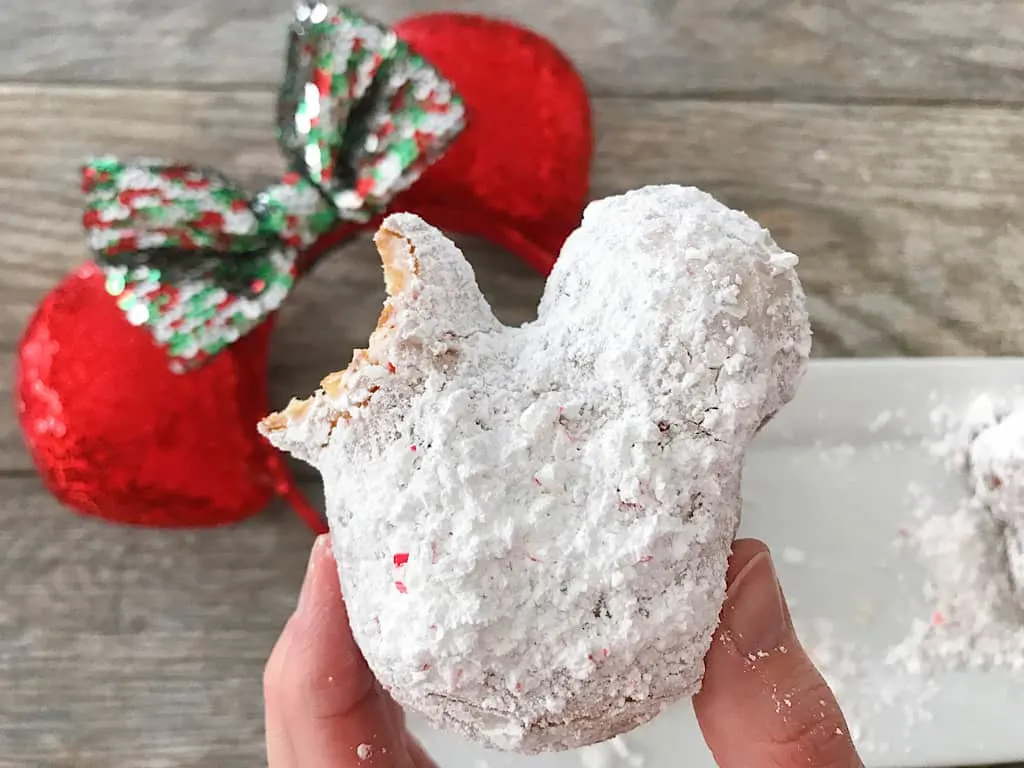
[0,475,317,768]
[2,85,1024,471]
[3,1,1024,102]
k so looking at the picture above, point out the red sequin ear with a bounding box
[17,263,290,527]
[393,12,593,274]
[14,6,592,532]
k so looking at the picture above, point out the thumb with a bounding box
[693,539,864,768]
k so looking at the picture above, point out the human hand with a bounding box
[264,535,436,767]
[694,539,864,768]
[264,535,863,767]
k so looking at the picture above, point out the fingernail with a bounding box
[722,551,789,659]
[296,534,331,613]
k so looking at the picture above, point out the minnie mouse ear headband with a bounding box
[15,2,592,534]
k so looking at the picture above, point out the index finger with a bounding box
[264,535,424,767]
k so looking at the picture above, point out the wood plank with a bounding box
[2,1,1024,102]
[2,84,1024,476]
[0,475,317,767]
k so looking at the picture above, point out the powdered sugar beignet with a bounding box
[966,404,1024,608]
[259,185,812,753]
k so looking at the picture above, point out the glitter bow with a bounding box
[83,3,465,370]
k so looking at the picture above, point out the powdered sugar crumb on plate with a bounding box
[577,735,645,767]
[814,441,857,467]
[797,618,938,756]
[781,546,807,565]
[868,410,894,433]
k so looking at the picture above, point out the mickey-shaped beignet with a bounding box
[260,184,812,753]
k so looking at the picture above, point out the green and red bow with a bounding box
[82,4,465,370]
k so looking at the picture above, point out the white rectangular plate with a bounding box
[409,358,1024,768]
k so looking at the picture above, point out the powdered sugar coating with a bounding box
[260,185,811,752]
[898,396,1024,671]
[967,404,1024,608]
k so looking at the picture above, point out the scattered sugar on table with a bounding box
[894,394,1024,672]
[577,735,645,767]
[781,546,807,565]
[797,618,938,756]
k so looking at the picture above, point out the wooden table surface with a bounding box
[2,1,1023,766]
